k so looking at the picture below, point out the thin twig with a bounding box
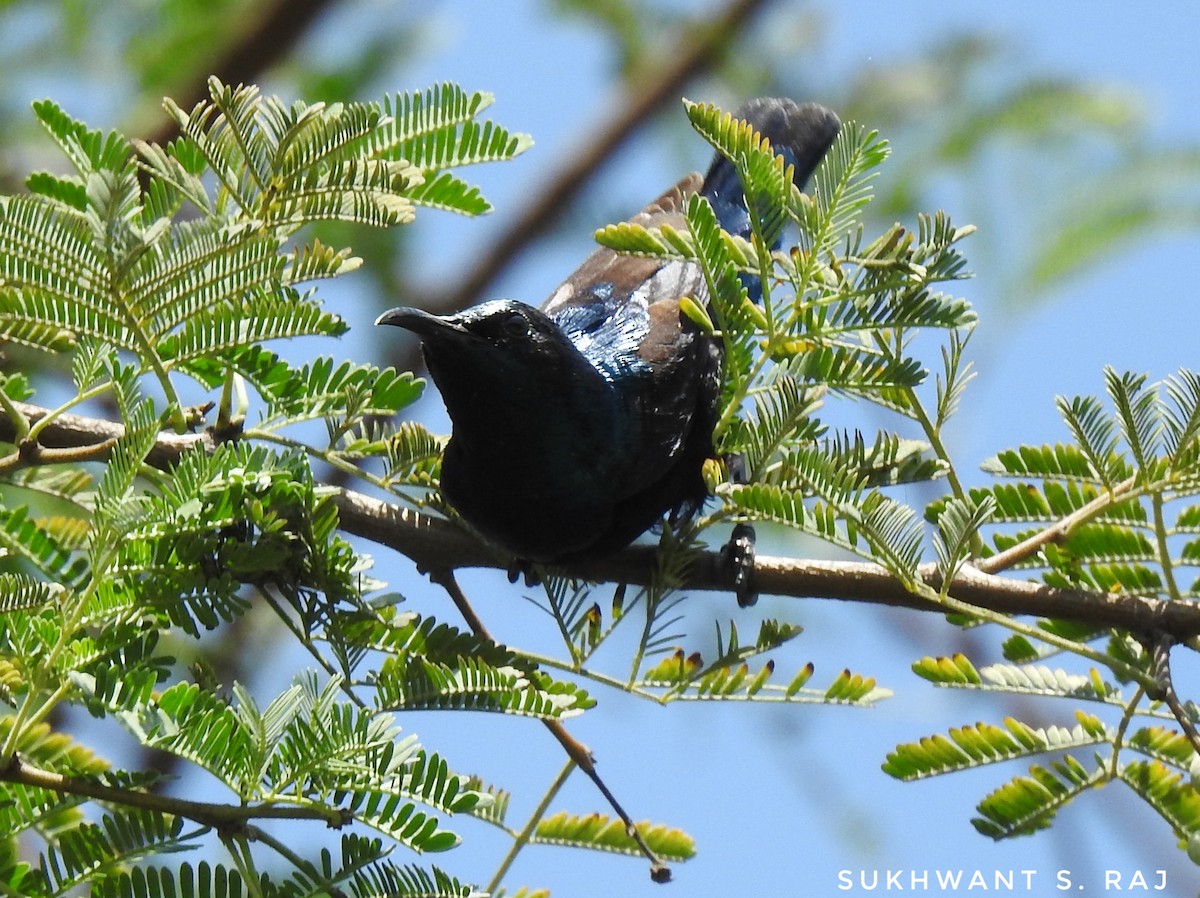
[0,754,351,831]
[430,569,670,882]
[1148,632,1200,757]
[975,476,1138,574]
[486,758,576,895]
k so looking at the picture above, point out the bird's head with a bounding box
[376,299,575,366]
[376,300,604,428]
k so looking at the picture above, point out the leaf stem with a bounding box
[976,475,1140,575]
[222,833,267,898]
[517,648,663,702]
[0,390,30,443]
[485,758,575,896]
[24,381,120,445]
[1109,684,1145,778]
[1152,491,1182,601]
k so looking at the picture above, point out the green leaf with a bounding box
[1129,726,1199,770]
[932,494,995,580]
[1120,759,1200,840]
[973,755,1107,839]
[982,443,1119,482]
[884,712,1110,780]
[1056,393,1124,487]
[823,668,890,704]
[983,662,1120,700]
[1105,367,1162,478]
[156,289,349,365]
[801,120,890,257]
[39,808,188,896]
[0,506,89,588]
[32,99,131,176]
[279,834,474,898]
[725,374,823,480]
[684,191,754,423]
[1164,369,1200,465]
[373,655,592,719]
[122,681,258,796]
[532,811,695,862]
[256,356,424,431]
[93,862,246,898]
[912,653,984,686]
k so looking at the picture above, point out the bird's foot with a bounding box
[719,522,757,607]
[507,558,542,587]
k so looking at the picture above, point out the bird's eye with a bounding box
[500,311,528,337]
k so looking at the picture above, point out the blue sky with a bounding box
[8,1,1200,895]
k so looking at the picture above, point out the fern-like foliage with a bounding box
[0,79,535,896]
[1,78,527,436]
[599,104,975,581]
[373,654,593,719]
[532,812,696,862]
[632,617,888,704]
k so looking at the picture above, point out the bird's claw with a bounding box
[720,522,757,607]
[507,558,542,587]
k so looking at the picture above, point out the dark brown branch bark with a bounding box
[7,400,1200,643]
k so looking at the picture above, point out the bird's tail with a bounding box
[699,98,841,241]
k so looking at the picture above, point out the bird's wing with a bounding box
[630,170,703,224]
[536,172,715,498]
[541,171,703,320]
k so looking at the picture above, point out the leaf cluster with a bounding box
[599,102,976,581]
[0,79,583,897]
[902,369,1200,853]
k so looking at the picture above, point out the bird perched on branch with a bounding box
[378,98,840,598]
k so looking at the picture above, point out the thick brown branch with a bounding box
[7,400,1200,642]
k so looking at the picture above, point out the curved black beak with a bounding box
[375,306,467,339]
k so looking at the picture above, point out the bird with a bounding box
[378,98,840,597]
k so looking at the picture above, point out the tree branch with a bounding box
[0,754,349,832]
[7,400,1200,644]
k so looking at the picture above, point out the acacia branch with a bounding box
[0,754,349,831]
[6,400,1200,644]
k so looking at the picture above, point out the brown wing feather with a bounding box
[541,172,703,316]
